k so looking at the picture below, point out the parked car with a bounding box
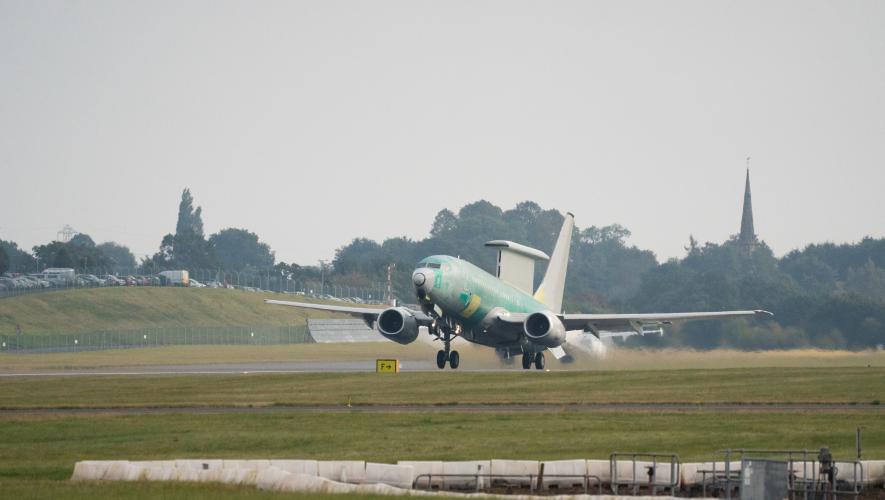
[103,275,124,286]
[23,276,51,288]
[13,277,35,288]
[78,274,101,284]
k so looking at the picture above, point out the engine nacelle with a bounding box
[377,307,420,345]
[524,311,567,347]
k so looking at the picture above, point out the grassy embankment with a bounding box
[0,287,358,334]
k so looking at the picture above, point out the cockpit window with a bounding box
[426,263,441,269]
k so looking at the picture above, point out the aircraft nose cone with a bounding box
[412,272,426,287]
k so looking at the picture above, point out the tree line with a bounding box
[2,191,883,350]
[0,189,316,282]
[329,200,885,351]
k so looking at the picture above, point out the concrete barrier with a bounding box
[539,459,588,490]
[863,460,885,485]
[318,460,366,483]
[270,459,319,476]
[142,461,177,482]
[71,461,112,481]
[398,460,444,489]
[490,460,539,487]
[174,459,223,471]
[100,461,132,481]
[255,467,295,491]
[259,468,370,494]
[587,460,610,483]
[222,459,270,470]
[441,460,490,490]
[366,462,415,489]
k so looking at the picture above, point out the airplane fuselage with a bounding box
[412,255,550,351]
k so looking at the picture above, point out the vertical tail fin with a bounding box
[533,212,574,313]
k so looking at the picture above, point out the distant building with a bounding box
[738,168,758,254]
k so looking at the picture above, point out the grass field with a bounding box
[1,366,882,498]
[2,367,883,408]
[1,411,881,488]
[0,287,364,335]
[0,481,409,500]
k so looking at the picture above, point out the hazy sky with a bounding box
[2,1,883,265]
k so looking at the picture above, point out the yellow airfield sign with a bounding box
[375,359,400,373]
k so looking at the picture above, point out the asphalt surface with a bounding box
[2,403,882,416]
[0,361,438,377]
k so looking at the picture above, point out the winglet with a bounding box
[533,212,574,314]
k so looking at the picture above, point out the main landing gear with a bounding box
[521,352,545,370]
[433,321,460,369]
[436,349,460,369]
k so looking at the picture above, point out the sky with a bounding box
[1,0,884,265]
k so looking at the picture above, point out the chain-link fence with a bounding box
[0,267,387,303]
[0,325,311,354]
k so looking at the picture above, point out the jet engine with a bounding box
[523,311,567,347]
[377,307,420,345]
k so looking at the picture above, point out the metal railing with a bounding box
[704,449,864,500]
[610,452,680,496]
[412,473,603,494]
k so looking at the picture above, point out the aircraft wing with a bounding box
[266,299,390,329]
[560,310,773,338]
[266,299,385,317]
[265,299,434,328]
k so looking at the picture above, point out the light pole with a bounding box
[319,260,327,297]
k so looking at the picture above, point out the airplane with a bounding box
[266,213,771,370]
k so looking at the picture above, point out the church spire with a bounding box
[739,159,757,253]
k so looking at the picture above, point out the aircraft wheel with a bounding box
[449,350,460,369]
[521,353,533,370]
[436,350,447,369]
[534,352,545,370]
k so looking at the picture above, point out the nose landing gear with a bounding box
[433,321,460,369]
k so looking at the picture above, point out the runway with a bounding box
[0,360,438,377]
[2,403,883,416]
